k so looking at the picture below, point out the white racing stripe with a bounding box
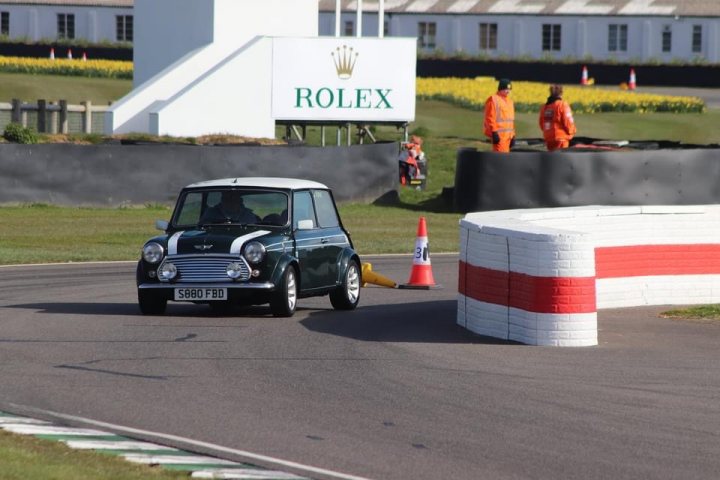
[7,403,373,480]
[230,231,271,255]
[168,231,185,255]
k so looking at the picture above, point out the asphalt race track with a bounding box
[1,255,720,480]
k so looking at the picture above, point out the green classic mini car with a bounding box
[136,177,361,316]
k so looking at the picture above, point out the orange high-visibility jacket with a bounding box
[484,94,515,140]
[539,98,577,141]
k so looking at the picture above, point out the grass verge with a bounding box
[660,305,720,323]
[0,429,185,480]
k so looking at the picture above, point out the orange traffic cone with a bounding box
[49,48,55,60]
[67,48,73,60]
[628,68,637,90]
[399,217,441,290]
[581,65,589,86]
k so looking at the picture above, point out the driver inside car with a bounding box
[200,190,259,224]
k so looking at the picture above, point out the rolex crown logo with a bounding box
[331,45,358,80]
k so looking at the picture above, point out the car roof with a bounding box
[185,177,329,190]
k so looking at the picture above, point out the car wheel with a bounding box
[138,290,167,315]
[271,265,297,317]
[330,259,361,310]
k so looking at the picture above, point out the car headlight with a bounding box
[158,262,177,281]
[226,262,244,279]
[243,241,266,264]
[142,242,164,264]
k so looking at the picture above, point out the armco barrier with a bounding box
[458,205,720,347]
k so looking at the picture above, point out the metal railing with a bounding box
[0,99,108,135]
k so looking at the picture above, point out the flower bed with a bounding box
[418,77,705,113]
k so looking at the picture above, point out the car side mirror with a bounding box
[297,219,314,230]
[155,219,169,231]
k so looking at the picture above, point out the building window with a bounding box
[479,23,497,50]
[344,20,354,36]
[418,22,436,49]
[542,24,561,51]
[384,20,389,36]
[608,24,628,52]
[662,25,672,53]
[57,13,75,40]
[1,12,9,36]
[116,15,133,42]
[692,25,702,53]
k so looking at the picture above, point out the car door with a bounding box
[310,188,347,287]
[292,190,325,290]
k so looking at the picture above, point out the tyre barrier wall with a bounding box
[454,148,720,213]
[0,142,399,205]
[458,205,720,347]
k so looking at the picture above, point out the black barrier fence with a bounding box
[454,147,720,213]
[0,142,399,206]
[0,42,133,61]
[417,59,720,87]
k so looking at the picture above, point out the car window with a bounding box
[173,190,288,227]
[174,192,204,225]
[293,191,316,229]
[312,190,340,228]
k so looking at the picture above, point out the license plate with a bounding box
[174,288,227,301]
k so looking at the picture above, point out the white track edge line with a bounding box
[8,403,373,480]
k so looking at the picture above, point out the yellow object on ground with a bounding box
[361,263,397,288]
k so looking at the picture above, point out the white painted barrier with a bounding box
[458,205,720,347]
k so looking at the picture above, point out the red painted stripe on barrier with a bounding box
[510,272,596,314]
[595,244,720,278]
[459,262,596,314]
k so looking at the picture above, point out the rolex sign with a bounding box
[272,37,417,122]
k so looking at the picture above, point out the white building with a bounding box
[319,0,720,64]
[0,0,717,63]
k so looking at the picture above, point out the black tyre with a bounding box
[270,265,297,317]
[138,289,167,315]
[330,259,361,310]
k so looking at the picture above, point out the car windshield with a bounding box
[173,189,289,227]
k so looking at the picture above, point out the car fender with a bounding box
[335,248,361,286]
[269,253,301,290]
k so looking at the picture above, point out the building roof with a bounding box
[1,0,715,16]
[318,0,719,17]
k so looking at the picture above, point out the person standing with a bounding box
[484,78,515,153]
[539,84,577,151]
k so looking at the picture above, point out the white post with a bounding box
[356,0,362,38]
[378,0,384,38]
[335,0,341,37]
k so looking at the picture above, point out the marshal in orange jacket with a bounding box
[539,86,577,151]
[484,93,515,153]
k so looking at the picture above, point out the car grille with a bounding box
[160,255,250,282]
